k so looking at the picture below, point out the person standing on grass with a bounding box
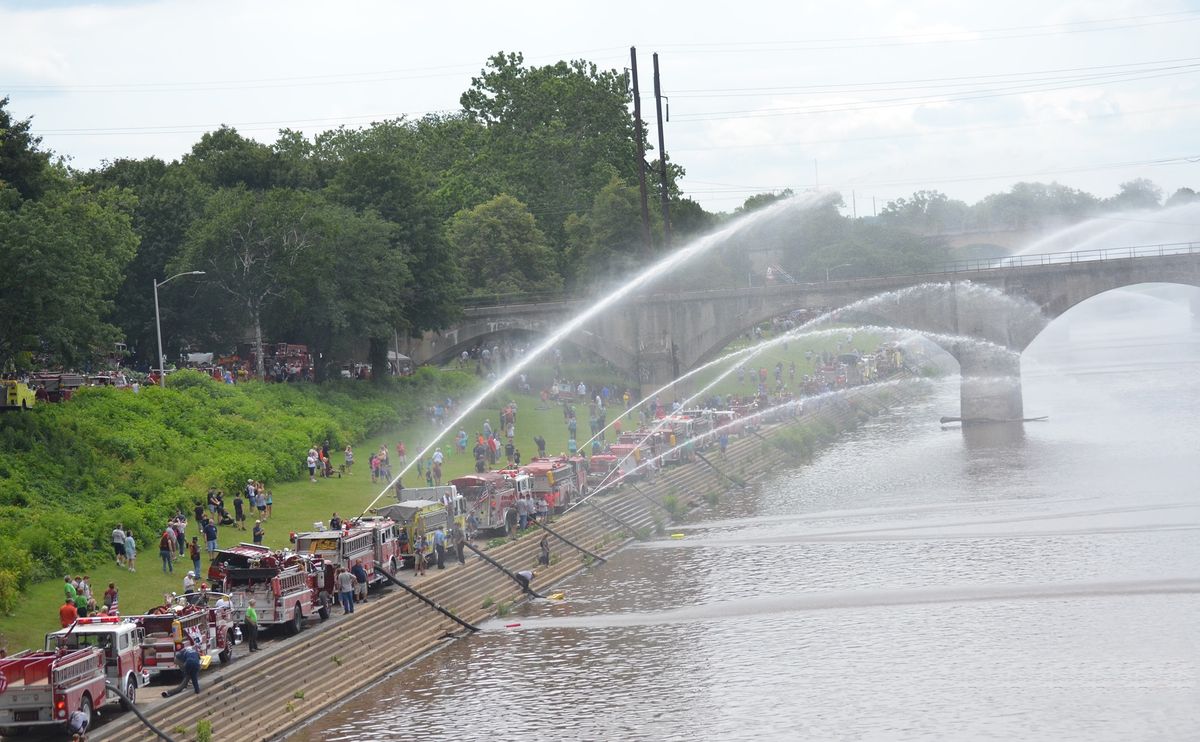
[112,524,127,567]
[125,532,137,572]
[396,440,406,465]
[307,449,318,482]
[188,537,201,577]
[264,489,273,519]
[253,520,265,545]
[233,492,246,531]
[103,583,119,612]
[202,518,217,558]
[344,445,354,474]
[158,528,175,573]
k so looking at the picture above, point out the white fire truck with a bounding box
[0,644,109,736]
[207,544,325,635]
[42,616,149,709]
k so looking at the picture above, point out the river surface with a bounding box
[295,293,1200,741]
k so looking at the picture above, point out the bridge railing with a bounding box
[938,241,1200,273]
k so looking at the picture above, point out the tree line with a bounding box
[2,51,1196,375]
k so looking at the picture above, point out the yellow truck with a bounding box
[0,380,36,410]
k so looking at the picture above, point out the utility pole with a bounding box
[652,52,672,249]
[630,47,653,255]
[852,190,857,219]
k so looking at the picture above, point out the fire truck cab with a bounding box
[43,616,148,709]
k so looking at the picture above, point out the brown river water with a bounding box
[294,293,1200,741]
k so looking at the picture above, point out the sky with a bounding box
[3,0,1200,215]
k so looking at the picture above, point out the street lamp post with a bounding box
[825,263,852,282]
[153,271,205,386]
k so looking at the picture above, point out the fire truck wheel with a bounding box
[285,606,303,636]
[77,692,95,730]
[121,674,137,709]
[318,604,330,621]
[219,632,234,663]
[389,556,398,573]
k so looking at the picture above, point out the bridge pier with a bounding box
[956,345,1024,423]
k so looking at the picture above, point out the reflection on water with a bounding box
[296,301,1200,742]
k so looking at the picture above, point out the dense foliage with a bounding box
[0,369,472,613]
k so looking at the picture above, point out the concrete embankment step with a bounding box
[96,383,905,741]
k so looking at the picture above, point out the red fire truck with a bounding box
[134,594,239,677]
[293,515,402,587]
[450,471,533,535]
[0,645,109,736]
[207,544,325,635]
[43,616,148,710]
[520,456,583,512]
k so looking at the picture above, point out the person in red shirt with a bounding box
[396,441,406,464]
[59,598,78,627]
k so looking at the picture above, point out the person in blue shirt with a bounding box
[433,528,446,570]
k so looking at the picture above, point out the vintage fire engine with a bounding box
[450,471,533,535]
[293,514,402,587]
[41,616,148,711]
[207,544,325,634]
[134,593,239,677]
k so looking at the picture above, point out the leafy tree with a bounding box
[1165,187,1199,208]
[881,190,969,233]
[1105,178,1162,211]
[0,98,53,204]
[736,190,794,214]
[81,158,212,368]
[0,184,139,370]
[565,175,649,284]
[182,126,278,190]
[325,141,463,337]
[972,182,1099,230]
[177,188,325,377]
[447,194,561,296]
[461,52,638,248]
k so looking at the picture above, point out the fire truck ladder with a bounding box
[373,566,480,633]
[532,518,607,564]
[105,680,178,742]
[463,542,544,599]
[766,264,798,283]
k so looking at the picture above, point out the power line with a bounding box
[670,67,1200,122]
[650,10,1200,53]
[668,101,1200,154]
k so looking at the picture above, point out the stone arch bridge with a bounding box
[401,246,1200,420]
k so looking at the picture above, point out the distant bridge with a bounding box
[401,243,1200,420]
